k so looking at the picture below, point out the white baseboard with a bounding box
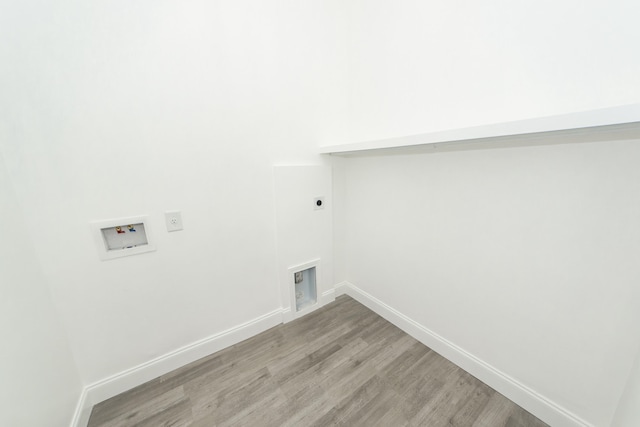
[71,282,587,427]
[321,288,336,305]
[73,287,338,425]
[338,281,593,427]
[282,288,336,324]
[72,308,283,427]
[281,307,293,323]
[69,388,90,427]
[334,281,350,297]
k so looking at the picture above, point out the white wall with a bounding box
[3,1,639,425]
[274,166,333,320]
[340,139,640,426]
[0,152,82,427]
[337,4,640,423]
[612,344,640,426]
[344,0,640,143]
[0,0,347,388]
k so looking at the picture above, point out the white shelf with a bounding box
[319,104,640,154]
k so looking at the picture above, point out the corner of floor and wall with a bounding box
[329,140,640,427]
[68,277,640,427]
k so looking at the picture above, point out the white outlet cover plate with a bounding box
[165,211,183,232]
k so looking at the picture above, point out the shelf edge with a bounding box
[319,104,640,154]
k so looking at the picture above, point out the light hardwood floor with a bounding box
[87,295,548,427]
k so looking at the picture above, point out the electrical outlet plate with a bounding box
[165,211,183,232]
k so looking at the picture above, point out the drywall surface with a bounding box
[0,153,82,427]
[273,165,333,318]
[341,140,640,426]
[331,157,348,285]
[344,0,640,143]
[0,0,347,386]
[612,345,640,426]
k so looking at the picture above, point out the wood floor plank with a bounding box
[265,322,354,375]
[276,388,335,427]
[397,352,468,424]
[309,375,387,426]
[189,367,282,423]
[270,343,342,386]
[450,383,495,427]
[472,391,548,427]
[379,340,432,387]
[89,386,187,427]
[409,370,479,426]
[342,387,408,427]
[263,384,329,427]
[87,295,548,427]
[132,397,193,427]
[274,338,369,399]
[316,334,415,404]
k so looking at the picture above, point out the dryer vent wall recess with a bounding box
[91,215,156,260]
[289,261,318,314]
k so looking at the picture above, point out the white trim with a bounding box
[321,288,336,306]
[69,388,90,427]
[334,281,350,297]
[282,289,334,324]
[281,307,293,324]
[71,308,282,427]
[70,280,588,427]
[338,281,594,427]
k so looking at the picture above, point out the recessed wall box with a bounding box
[289,260,319,314]
[91,216,156,260]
